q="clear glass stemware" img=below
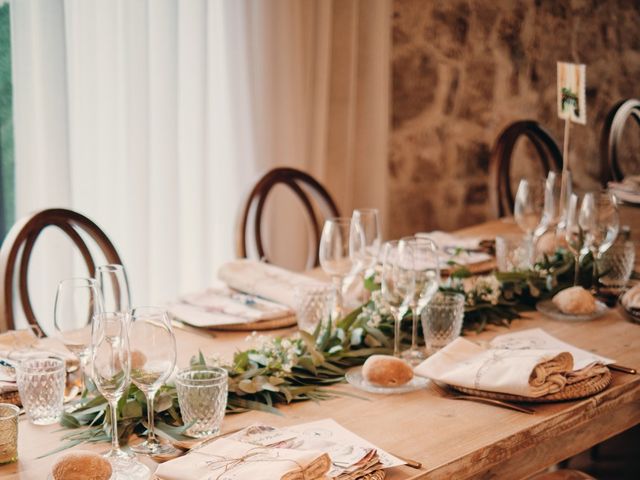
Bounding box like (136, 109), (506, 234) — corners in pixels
(514, 178), (546, 265)
(400, 236), (440, 363)
(350, 208), (381, 276)
(565, 193), (586, 285)
(54, 277), (102, 396)
(92, 311), (149, 478)
(380, 241), (415, 358)
(96, 264), (131, 314)
(129, 307), (178, 456)
(319, 217), (357, 321)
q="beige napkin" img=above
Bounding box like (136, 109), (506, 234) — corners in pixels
(154, 437), (330, 480)
(416, 231), (491, 267)
(218, 259), (323, 308)
(168, 286), (294, 328)
(415, 335), (607, 398)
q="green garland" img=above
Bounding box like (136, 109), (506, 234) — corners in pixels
(54, 248), (590, 454)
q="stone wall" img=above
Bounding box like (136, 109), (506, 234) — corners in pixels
(389, 0), (640, 238)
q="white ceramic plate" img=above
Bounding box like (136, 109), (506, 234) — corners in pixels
(345, 366), (428, 394)
(536, 298), (609, 322)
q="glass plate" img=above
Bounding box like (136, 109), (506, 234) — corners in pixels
(536, 298), (609, 322)
(345, 366), (428, 394)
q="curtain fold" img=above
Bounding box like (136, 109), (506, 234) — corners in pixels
(9, 0), (390, 330)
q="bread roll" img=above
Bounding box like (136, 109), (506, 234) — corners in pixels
(552, 286), (596, 315)
(51, 450), (112, 480)
(362, 355), (413, 387)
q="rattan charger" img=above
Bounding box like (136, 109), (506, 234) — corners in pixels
(450, 368), (612, 403)
(0, 390), (20, 407)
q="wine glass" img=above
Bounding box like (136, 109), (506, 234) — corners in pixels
(565, 193), (586, 285)
(96, 264), (131, 313)
(129, 307), (178, 456)
(380, 241), (415, 358)
(399, 236), (439, 363)
(350, 208), (381, 275)
(54, 278), (102, 396)
(579, 191), (619, 291)
(91, 312), (149, 478)
(319, 218), (357, 320)
(514, 178), (546, 265)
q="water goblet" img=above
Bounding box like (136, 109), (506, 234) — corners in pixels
(514, 178), (546, 265)
(129, 307), (179, 456)
(565, 193), (586, 285)
(350, 208), (381, 275)
(380, 241), (415, 358)
(54, 277), (102, 395)
(319, 217), (357, 320)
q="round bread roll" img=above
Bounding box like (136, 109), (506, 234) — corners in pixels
(362, 355), (413, 387)
(51, 450), (112, 480)
(552, 286), (596, 315)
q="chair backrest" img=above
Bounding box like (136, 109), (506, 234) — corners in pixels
(236, 167), (340, 269)
(0, 208), (122, 333)
(489, 120), (563, 218)
(600, 98), (640, 185)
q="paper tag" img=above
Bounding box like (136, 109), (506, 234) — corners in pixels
(557, 62), (586, 125)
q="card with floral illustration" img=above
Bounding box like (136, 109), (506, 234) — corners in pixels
(557, 62), (586, 124)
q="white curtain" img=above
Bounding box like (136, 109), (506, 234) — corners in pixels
(9, 0), (389, 331)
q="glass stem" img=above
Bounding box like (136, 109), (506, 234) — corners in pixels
(109, 400), (120, 454)
(573, 253), (580, 286)
(146, 390), (158, 445)
(394, 312), (401, 357)
(332, 276), (344, 322)
(411, 306), (418, 352)
(592, 250), (599, 293)
(78, 354), (88, 398)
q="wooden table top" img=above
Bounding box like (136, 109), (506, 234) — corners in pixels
(2, 219), (640, 480)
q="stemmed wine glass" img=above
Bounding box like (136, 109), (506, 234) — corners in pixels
(319, 218), (358, 320)
(380, 241), (415, 358)
(54, 278), (102, 396)
(350, 209), (381, 276)
(96, 264), (131, 314)
(91, 312), (149, 478)
(129, 307), (178, 456)
(401, 236), (440, 363)
(565, 193), (586, 285)
(578, 191), (619, 291)
(514, 178), (546, 265)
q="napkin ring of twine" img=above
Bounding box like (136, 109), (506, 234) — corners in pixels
(196, 447), (309, 480)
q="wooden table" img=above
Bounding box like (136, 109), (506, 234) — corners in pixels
(2, 220), (640, 480)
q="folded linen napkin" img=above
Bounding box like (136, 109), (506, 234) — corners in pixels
(218, 259), (324, 308)
(154, 437), (331, 480)
(416, 231), (491, 267)
(168, 286), (294, 328)
(415, 329), (612, 398)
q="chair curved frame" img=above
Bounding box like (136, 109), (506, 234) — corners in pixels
(236, 167), (340, 269)
(600, 98), (640, 185)
(0, 208), (122, 333)
(489, 120), (563, 218)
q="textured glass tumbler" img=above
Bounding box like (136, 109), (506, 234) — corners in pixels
(0, 403), (19, 464)
(16, 357), (65, 425)
(421, 292), (465, 355)
(293, 283), (335, 333)
(176, 367), (228, 438)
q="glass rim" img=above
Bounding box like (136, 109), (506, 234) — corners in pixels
(16, 356), (65, 374)
(176, 366), (228, 385)
(325, 216), (353, 225)
(57, 277), (97, 288)
(130, 306), (168, 317)
(0, 403), (20, 420)
(352, 208), (379, 216)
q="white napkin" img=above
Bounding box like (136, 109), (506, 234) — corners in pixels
(218, 259), (323, 308)
(154, 437), (329, 480)
(415, 329), (613, 398)
(168, 286), (294, 328)
(416, 231), (491, 266)
(609, 176), (640, 205)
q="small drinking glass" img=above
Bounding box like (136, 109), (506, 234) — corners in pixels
(96, 264), (131, 313)
(293, 283), (335, 333)
(0, 403), (19, 464)
(421, 292), (465, 355)
(16, 357), (65, 425)
(176, 367), (228, 438)
(129, 307), (178, 456)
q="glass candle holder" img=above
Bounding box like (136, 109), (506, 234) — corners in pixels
(16, 357), (66, 425)
(0, 403), (19, 464)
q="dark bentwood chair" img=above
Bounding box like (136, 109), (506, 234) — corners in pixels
(0, 208), (122, 334)
(600, 98), (640, 185)
(236, 167), (340, 270)
(489, 120), (564, 218)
